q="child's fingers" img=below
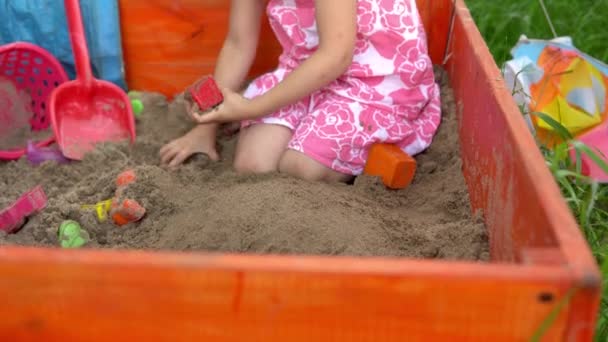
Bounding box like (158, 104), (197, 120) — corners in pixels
(159, 142), (173, 157)
(184, 101), (194, 117)
(192, 111), (218, 124)
(160, 151), (173, 166)
(186, 103), (205, 123)
(187, 106), (200, 122)
(205, 148), (220, 162)
(159, 140), (176, 158)
(160, 145), (178, 166)
(168, 150), (190, 169)
(187, 103), (212, 123)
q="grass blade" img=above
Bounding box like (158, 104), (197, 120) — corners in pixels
(531, 111), (573, 140)
(530, 287), (577, 341)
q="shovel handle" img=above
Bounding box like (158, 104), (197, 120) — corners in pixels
(64, 0), (93, 89)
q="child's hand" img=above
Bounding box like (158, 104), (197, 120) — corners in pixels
(159, 124), (220, 169)
(190, 87), (252, 124)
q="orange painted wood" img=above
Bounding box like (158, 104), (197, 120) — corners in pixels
(0, 0), (600, 340)
(363, 143), (416, 189)
(520, 247), (567, 266)
(0, 247), (573, 341)
(444, 0), (600, 339)
(117, 0), (282, 97)
(415, 0), (451, 64)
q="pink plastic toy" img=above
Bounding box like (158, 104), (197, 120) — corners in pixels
(49, 0), (136, 160)
(0, 185), (47, 233)
(570, 121), (608, 183)
(26, 140), (71, 165)
(0, 42), (69, 160)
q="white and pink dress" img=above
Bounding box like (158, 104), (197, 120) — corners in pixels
(242, 0), (441, 175)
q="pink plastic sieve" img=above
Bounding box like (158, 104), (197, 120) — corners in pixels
(0, 42), (69, 160)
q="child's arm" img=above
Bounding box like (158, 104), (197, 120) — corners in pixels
(213, 0), (265, 92)
(192, 0), (357, 124)
(188, 0), (264, 121)
(160, 0), (263, 168)
(188, 0), (264, 127)
(249, 0), (357, 115)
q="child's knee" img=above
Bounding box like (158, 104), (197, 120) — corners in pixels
(233, 152), (277, 174)
(233, 124), (292, 174)
(279, 150), (352, 183)
(278, 151), (323, 181)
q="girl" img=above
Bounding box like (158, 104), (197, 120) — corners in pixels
(159, 0), (441, 183)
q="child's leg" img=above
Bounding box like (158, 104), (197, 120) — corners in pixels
(235, 71), (308, 174)
(233, 124), (292, 174)
(232, 123), (353, 182)
(279, 88), (439, 183)
(278, 150), (354, 182)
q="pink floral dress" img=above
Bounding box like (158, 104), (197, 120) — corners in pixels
(242, 0), (441, 175)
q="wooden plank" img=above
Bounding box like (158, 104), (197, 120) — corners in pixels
(423, 0), (454, 65)
(416, 0), (452, 64)
(414, 0), (431, 32)
(520, 247), (567, 266)
(118, 0), (282, 97)
(0, 247), (573, 341)
(444, 0), (601, 339)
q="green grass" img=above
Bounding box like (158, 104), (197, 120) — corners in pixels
(464, 0), (608, 340)
(465, 0), (608, 66)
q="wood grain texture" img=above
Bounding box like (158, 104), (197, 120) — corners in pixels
(444, 0), (601, 339)
(0, 247), (574, 341)
(118, 0), (282, 97)
(0, 0), (600, 340)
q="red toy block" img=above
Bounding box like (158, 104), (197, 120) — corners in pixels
(187, 75), (224, 112)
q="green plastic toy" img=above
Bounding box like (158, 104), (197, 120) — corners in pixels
(58, 220), (90, 248)
(128, 91), (144, 118)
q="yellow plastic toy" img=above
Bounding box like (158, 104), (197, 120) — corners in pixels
(530, 46), (608, 135)
(81, 199), (113, 222)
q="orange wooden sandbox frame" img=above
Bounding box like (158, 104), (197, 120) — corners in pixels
(0, 0), (601, 340)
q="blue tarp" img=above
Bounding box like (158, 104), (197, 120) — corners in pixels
(0, 0), (127, 89)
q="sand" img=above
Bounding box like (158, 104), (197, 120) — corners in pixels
(0, 67), (489, 260)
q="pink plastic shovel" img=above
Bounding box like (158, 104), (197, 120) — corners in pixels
(49, 0), (135, 160)
(0, 185), (47, 233)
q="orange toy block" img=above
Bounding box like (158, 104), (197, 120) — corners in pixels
(363, 143), (416, 189)
(110, 198), (146, 226)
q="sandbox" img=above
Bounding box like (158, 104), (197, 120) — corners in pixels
(0, 0), (601, 341)
(0, 67), (488, 260)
